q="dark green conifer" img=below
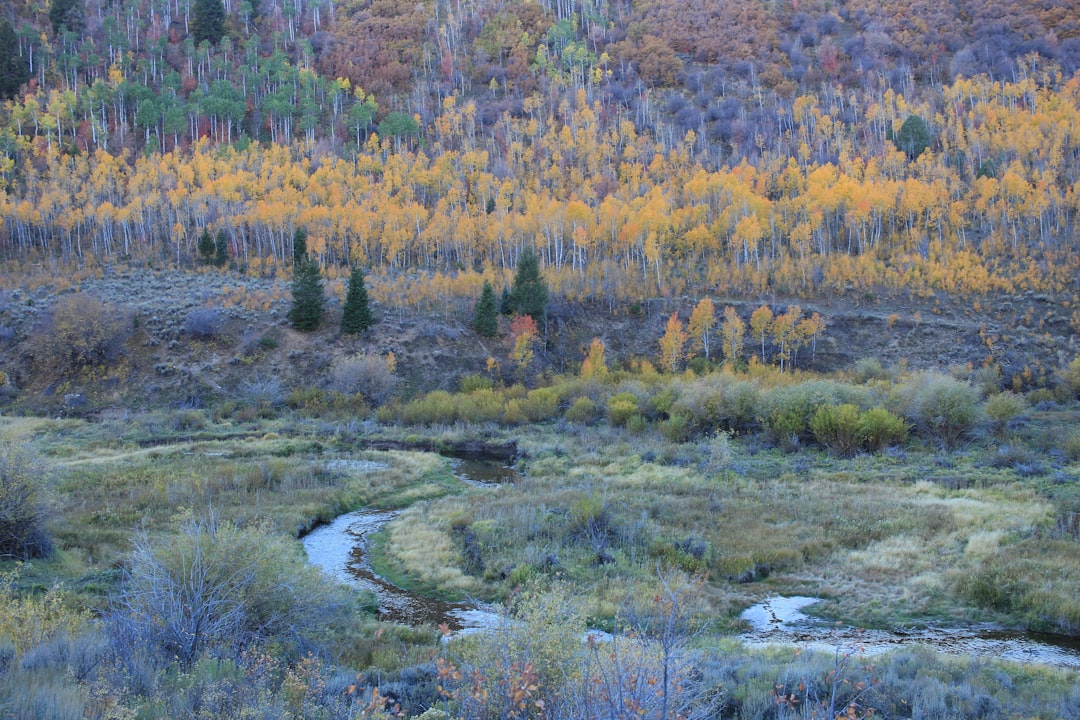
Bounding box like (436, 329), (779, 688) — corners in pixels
(499, 287), (512, 315)
(292, 227), (307, 265)
(48, 0), (84, 34)
(197, 228), (215, 263)
(289, 258), (325, 331)
(214, 229), (229, 267)
(895, 114), (930, 159)
(191, 0), (227, 45)
(507, 247), (548, 323)
(341, 267), (373, 335)
(0, 22), (29, 100)
(473, 280), (498, 337)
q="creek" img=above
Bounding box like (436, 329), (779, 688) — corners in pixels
(302, 458), (516, 634)
(739, 595), (1080, 669)
(304, 456), (1080, 667)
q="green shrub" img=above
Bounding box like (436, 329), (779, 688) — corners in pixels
(521, 387), (560, 422)
(399, 390), (456, 425)
(459, 374), (494, 394)
(565, 396), (598, 423)
(852, 357), (889, 383)
(856, 407), (909, 451)
(909, 373), (982, 447)
(0, 444), (51, 560)
(809, 404), (861, 455)
(1064, 427), (1080, 461)
(502, 399), (526, 425)
(673, 375), (759, 432)
(659, 412), (691, 442)
(173, 409), (207, 432)
(456, 388), (505, 424)
(607, 392), (640, 427)
(646, 387), (680, 418)
(626, 414), (648, 433)
(113, 518), (350, 668)
(983, 391), (1027, 432)
(1060, 356), (1080, 399)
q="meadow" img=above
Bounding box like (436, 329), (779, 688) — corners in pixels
(3, 357), (1080, 718)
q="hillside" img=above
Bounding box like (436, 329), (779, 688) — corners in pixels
(0, 265), (1075, 414)
(0, 0), (1078, 314)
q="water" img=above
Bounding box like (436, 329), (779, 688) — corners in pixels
(302, 455), (514, 633)
(740, 596), (1080, 669)
(304, 455), (1080, 666)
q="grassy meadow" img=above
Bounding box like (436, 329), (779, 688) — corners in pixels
(2, 359), (1080, 718)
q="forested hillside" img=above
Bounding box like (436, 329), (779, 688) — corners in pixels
(1, 0), (1079, 304)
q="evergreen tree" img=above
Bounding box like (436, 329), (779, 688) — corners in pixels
(508, 247), (548, 323)
(473, 280), (498, 337)
(0, 22), (29, 100)
(214, 229), (229, 267)
(292, 227), (307, 265)
(289, 258), (325, 331)
(341, 267), (373, 335)
(192, 0), (227, 45)
(499, 287), (513, 315)
(895, 114), (930, 159)
(48, 0), (84, 34)
(197, 228), (215, 263)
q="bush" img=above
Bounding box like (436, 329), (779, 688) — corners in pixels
(809, 404), (861, 455)
(759, 380), (873, 451)
(852, 357), (888, 382)
(111, 518), (350, 668)
(1060, 356), (1080, 399)
(909, 374), (982, 447)
(856, 407), (909, 451)
(607, 392), (641, 427)
(182, 307), (223, 339)
(329, 354), (399, 405)
(983, 392), (1027, 433)
(459, 374), (493, 394)
(659, 412), (691, 442)
(565, 396), (598, 423)
(239, 376), (285, 410)
(0, 444), (51, 560)
(31, 293), (132, 373)
(1065, 428), (1080, 461)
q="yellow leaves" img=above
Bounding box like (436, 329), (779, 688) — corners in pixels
(658, 313), (687, 373)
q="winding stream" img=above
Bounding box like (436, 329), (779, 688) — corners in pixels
(302, 458), (515, 633)
(304, 456), (1080, 667)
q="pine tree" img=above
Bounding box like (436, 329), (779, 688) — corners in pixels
(289, 258), (325, 331)
(499, 287), (512, 315)
(508, 247), (548, 324)
(214, 229), (229, 267)
(292, 227), (307, 265)
(341, 267), (373, 335)
(192, 0), (227, 45)
(48, 0), (84, 34)
(473, 280), (498, 337)
(0, 22), (29, 100)
(197, 228), (215, 263)
(895, 114), (930, 159)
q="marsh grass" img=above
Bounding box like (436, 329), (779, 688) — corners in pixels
(375, 423), (1079, 634)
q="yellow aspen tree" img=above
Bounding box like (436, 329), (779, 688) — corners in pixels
(658, 313), (687, 373)
(509, 314), (539, 379)
(749, 304), (774, 365)
(721, 306), (745, 367)
(771, 305), (801, 373)
(580, 337), (608, 379)
(688, 297), (717, 360)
